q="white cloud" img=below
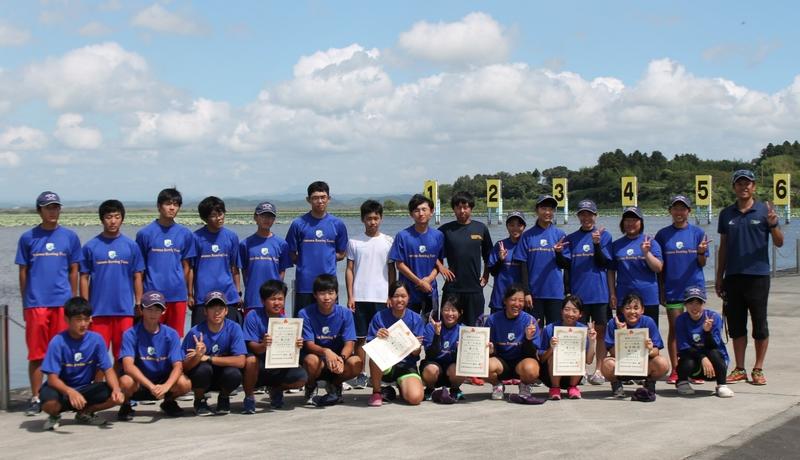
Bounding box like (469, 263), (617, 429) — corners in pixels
(398, 12), (510, 65)
(0, 22), (30, 46)
(0, 151), (21, 167)
(0, 126), (48, 150)
(54, 113), (103, 149)
(79, 21), (113, 37)
(131, 4), (206, 35)
(125, 98), (231, 147)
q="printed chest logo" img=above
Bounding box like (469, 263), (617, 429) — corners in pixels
(539, 239), (548, 247)
(750, 219), (760, 225)
(261, 247), (269, 256)
(676, 241), (684, 249)
(315, 229), (324, 238)
(45, 242), (55, 251)
(582, 244), (590, 252)
(443, 340), (450, 349)
(728, 220), (735, 225)
(147, 346), (156, 356)
(211, 344), (220, 354)
(322, 326), (331, 335)
(108, 250), (117, 259)
(419, 245), (427, 253)
(211, 244), (220, 253)
(507, 332), (515, 341)
(626, 248), (635, 256)
(692, 333), (701, 343)
(73, 352), (83, 362)
(164, 239), (173, 248)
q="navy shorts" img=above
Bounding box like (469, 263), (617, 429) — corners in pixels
(354, 302), (386, 338)
(40, 382), (111, 412)
(582, 303), (609, 325)
(420, 360), (454, 387)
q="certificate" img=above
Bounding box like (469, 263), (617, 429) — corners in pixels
(455, 326), (490, 378)
(614, 328), (649, 376)
(363, 320), (421, 372)
(265, 318), (303, 369)
(552, 326), (587, 376)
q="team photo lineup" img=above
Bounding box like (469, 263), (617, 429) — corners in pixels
(15, 170), (784, 430)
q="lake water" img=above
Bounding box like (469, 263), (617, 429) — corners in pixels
(2, 213), (798, 389)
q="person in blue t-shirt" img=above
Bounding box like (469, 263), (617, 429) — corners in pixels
(366, 281), (426, 407)
(601, 293), (669, 400)
(286, 181), (349, 317)
(609, 206), (663, 325)
(240, 201), (293, 314)
(389, 194), (444, 316)
(488, 211), (526, 311)
(15, 191), (82, 416)
(117, 290), (191, 420)
(39, 297), (124, 430)
(654, 195), (709, 384)
(80, 200), (144, 363)
(191, 196), (243, 326)
(182, 291), (247, 416)
(300, 274), (361, 407)
(242, 280), (307, 414)
(674, 286), (734, 398)
(421, 294), (465, 404)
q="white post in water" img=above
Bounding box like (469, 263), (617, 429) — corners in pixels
(0, 304), (9, 411)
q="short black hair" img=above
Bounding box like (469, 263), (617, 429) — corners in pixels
(562, 294), (584, 313)
(307, 181), (330, 197)
(260, 279), (288, 301)
(432, 293), (463, 322)
(408, 194), (434, 213)
(360, 199), (383, 219)
(64, 296), (92, 317)
(503, 283), (528, 301)
(98, 199), (125, 220)
(157, 188), (183, 207)
(312, 274), (338, 294)
(450, 191), (475, 209)
(388, 280), (409, 298)
(621, 292), (644, 309)
(198, 196), (226, 221)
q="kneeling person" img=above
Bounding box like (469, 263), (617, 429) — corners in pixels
(421, 295), (465, 404)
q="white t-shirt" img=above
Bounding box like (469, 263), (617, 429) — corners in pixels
(346, 232), (394, 303)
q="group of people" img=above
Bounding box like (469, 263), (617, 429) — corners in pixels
(15, 169), (783, 430)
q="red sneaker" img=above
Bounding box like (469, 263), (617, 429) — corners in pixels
(666, 370), (678, 384)
(469, 377), (485, 386)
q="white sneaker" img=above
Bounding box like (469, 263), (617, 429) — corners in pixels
(588, 370), (606, 385)
(341, 382), (352, 391)
(42, 415), (61, 431)
(676, 381), (695, 395)
(716, 384), (734, 398)
(491, 384), (505, 400)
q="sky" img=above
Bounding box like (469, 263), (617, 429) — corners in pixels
(0, 0), (799, 204)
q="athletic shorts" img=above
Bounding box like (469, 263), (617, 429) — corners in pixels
(40, 382), (111, 412)
(160, 301), (187, 338)
(408, 294), (435, 318)
(494, 356), (528, 381)
(131, 377), (171, 401)
(24, 307), (66, 361)
(539, 359), (573, 389)
(91, 316), (134, 359)
(533, 298), (562, 326)
(664, 302), (685, 311)
(420, 360), (454, 387)
(258, 367), (308, 388)
(382, 362), (421, 384)
(581, 303), (609, 325)
(354, 302), (386, 338)
(294, 293), (316, 318)
(724, 274), (770, 340)
(316, 356), (358, 383)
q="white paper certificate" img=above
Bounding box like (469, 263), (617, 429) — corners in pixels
(363, 320), (421, 372)
(455, 327), (490, 378)
(265, 318), (303, 369)
(552, 326), (587, 376)
(614, 328), (649, 376)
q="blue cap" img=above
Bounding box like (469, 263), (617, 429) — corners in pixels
(204, 291), (227, 306)
(36, 191), (61, 208)
(536, 194), (558, 208)
(255, 201), (277, 215)
(732, 169), (755, 184)
(683, 286), (706, 303)
(576, 199), (598, 215)
(622, 206), (643, 220)
(505, 210), (527, 226)
(141, 291), (167, 309)
(669, 194), (692, 209)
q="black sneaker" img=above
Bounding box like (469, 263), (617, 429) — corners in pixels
(194, 398), (215, 416)
(611, 381), (626, 398)
(304, 384), (318, 406)
(424, 387), (434, 401)
(160, 399), (184, 417)
(216, 395), (231, 414)
(25, 397), (41, 416)
(117, 402), (135, 421)
(269, 388), (285, 409)
(380, 385), (397, 401)
(644, 379), (656, 393)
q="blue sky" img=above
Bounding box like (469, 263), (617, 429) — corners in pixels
(0, 1), (798, 203)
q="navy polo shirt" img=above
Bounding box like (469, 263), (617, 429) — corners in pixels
(717, 201), (773, 276)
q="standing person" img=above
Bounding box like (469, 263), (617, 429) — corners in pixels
(286, 181), (349, 317)
(16, 191), (82, 416)
(346, 199), (395, 389)
(240, 202), (292, 315)
(487, 211), (526, 312)
(437, 191), (493, 328)
(563, 199), (612, 385)
(513, 195), (569, 327)
(136, 188), (195, 337)
(389, 194), (444, 315)
(655, 195), (709, 384)
(80, 200), (144, 362)
(608, 206), (663, 324)
(716, 169), (783, 385)
(192, 196), (243, 325)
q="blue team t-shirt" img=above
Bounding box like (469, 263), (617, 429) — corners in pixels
(42, 330), (112, 389)
(136, 220), (196, 302)
(240, 233), (293, 310)
(119, 323), (184, 382)
(299, 304), (357, 354)
(243, 308), (285, 344)
(285, 213), (348, 294)
(564, 228), (612, 304)
(367, 308), (425, 367)
(182, 319), (247, 357)
(80, 234), (144, 316)
(611, 234), (663, 306)
(486, 310), (541, 362)
(604, 315), (664, 350)
(654, 224), (708, 302)
(15, 225), (82, 308)
(512, 224), (568, 300)
(422, 322), (461, 366)
(717, 201), (773, 276)
(675, 309), (729, 365)
(487, 237), (522, 309)
(193, 226), (242, 305)
(388, 225), (445, 307)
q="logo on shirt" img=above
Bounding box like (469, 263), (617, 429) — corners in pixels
(211, 344), (220, 354)
(676, 241), (684, 249)
(164, 239), (173, 248)
(443, 340), (450, 349)
(507, 332), (515, 341)
(728, 220), (735, 225)
(626, 248), (634, 256)
(108, 250), (117, 259)
(315, 229), (324, 238)
(539, 239), (548, 247)
(582, 244), (590, 252)
(211, 244), (220, 253)
(261, 247), (269, 256)
(74, 352), (83, 362)
(322, 326), (330, 335)
(45, 242), (55, 251)
(692, 333), (701, 343)
(750, 219), (760, 225)
(147, 346), (156, 356)
(419, 245), (427, 254)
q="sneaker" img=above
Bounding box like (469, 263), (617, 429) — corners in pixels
(368, 392), (383, 407)
(117, 402), (135, 421)
(254, 386), (267, 395)
(726, 367), (747, 384)
(42, 414), (61, 431)
(644, 379), (656, 393)
(452, 388), (466, 401)
(160, 399), (184, 417)
(509, 393), (547, 405)
(588, 370), (606, 385)
(311, 392), (340, 407)
(631, 387), (657, 402)
(328, 383), (344, 403)
(567, 386), (582, 399)
(531, 379), (543, 387)
(353, 373), (369, 389)
(194, 398), (215, 416)
(676, 381), (695, 395)
(751, 368), (767, 386)
(666, 370), (679, 385)
(491, 384), (505, 400)
(304, 385), (318, 406)
(216, 394), (230, 414)
(241, 396), (256, 415)
(25, 397), (41, 416)
(269, 388), (285, 409)
(75, 412), (106, 426)
(469, 377), (485, 386)
(380, 385), (397, 401)
(341, 382), (353, 391)
(690, 377), (705, 385)
(424, 387), (434, 401)
(611, 381), (626, 398)
(548, 387), (561, 400)
(716, 384), (735, 398)
(518, 383), (534, 397)
(431, 387), (456, 404)
(177, 393), (194, 401)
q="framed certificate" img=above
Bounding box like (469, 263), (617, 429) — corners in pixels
(455, 326), (490, 378)
(552, 326), (587, 376)
(363, 320), (421, 372)
(265, 318), (303, 369)
(614, 328), (649, 376)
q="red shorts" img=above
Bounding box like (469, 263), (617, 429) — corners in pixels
(91, 316), (134, 359)
(24, 307), (67, 361)
(161, 301), (187, 337)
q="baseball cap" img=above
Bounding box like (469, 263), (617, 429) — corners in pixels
(36, 191), (61, 208)
(505, 210), (527, 226)
(255, 201), (277, 216)
(732, 169), (755, 184)
(669, 194), (692, 209)
(683, 286), (706, 303)
(141, 291), (167, 309)
(536, 194), (558, 208)
(622, 206), (643, 220)
(576, 199), (598, 215)
(203, 291), (227, 307)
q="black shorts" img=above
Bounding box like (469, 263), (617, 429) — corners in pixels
(408, 294), (435, 318)
(381, 362), (420, 383)
(130, 376), (170, 401)
(582, 303), (609, 325)
(441, 290), (485, 327)
(724, 274), (770, 340)
(419, 360), (453, 387)
(294, 293), (316, 318)
(495, 356), (523, 381)
(533, 298), (562, 326)
(538, 358), (574, 389)
(354, 302), (385, 338)
(40, 382), (111, 412)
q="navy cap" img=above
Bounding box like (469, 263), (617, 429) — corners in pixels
(622, 206), (643, 220)
(141, 291), (167, 309)
(732, 169), (755, 184)
(669, 194), (692, 209)
(204, 291), (227, 306)
(505, 210), (527, 226)
(536, 194), (558, 208)
(576, 199), (598, 215)
(36, 191), (61, 208)
(683, 286), (706, 303)
(255, 201), (277, 216)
